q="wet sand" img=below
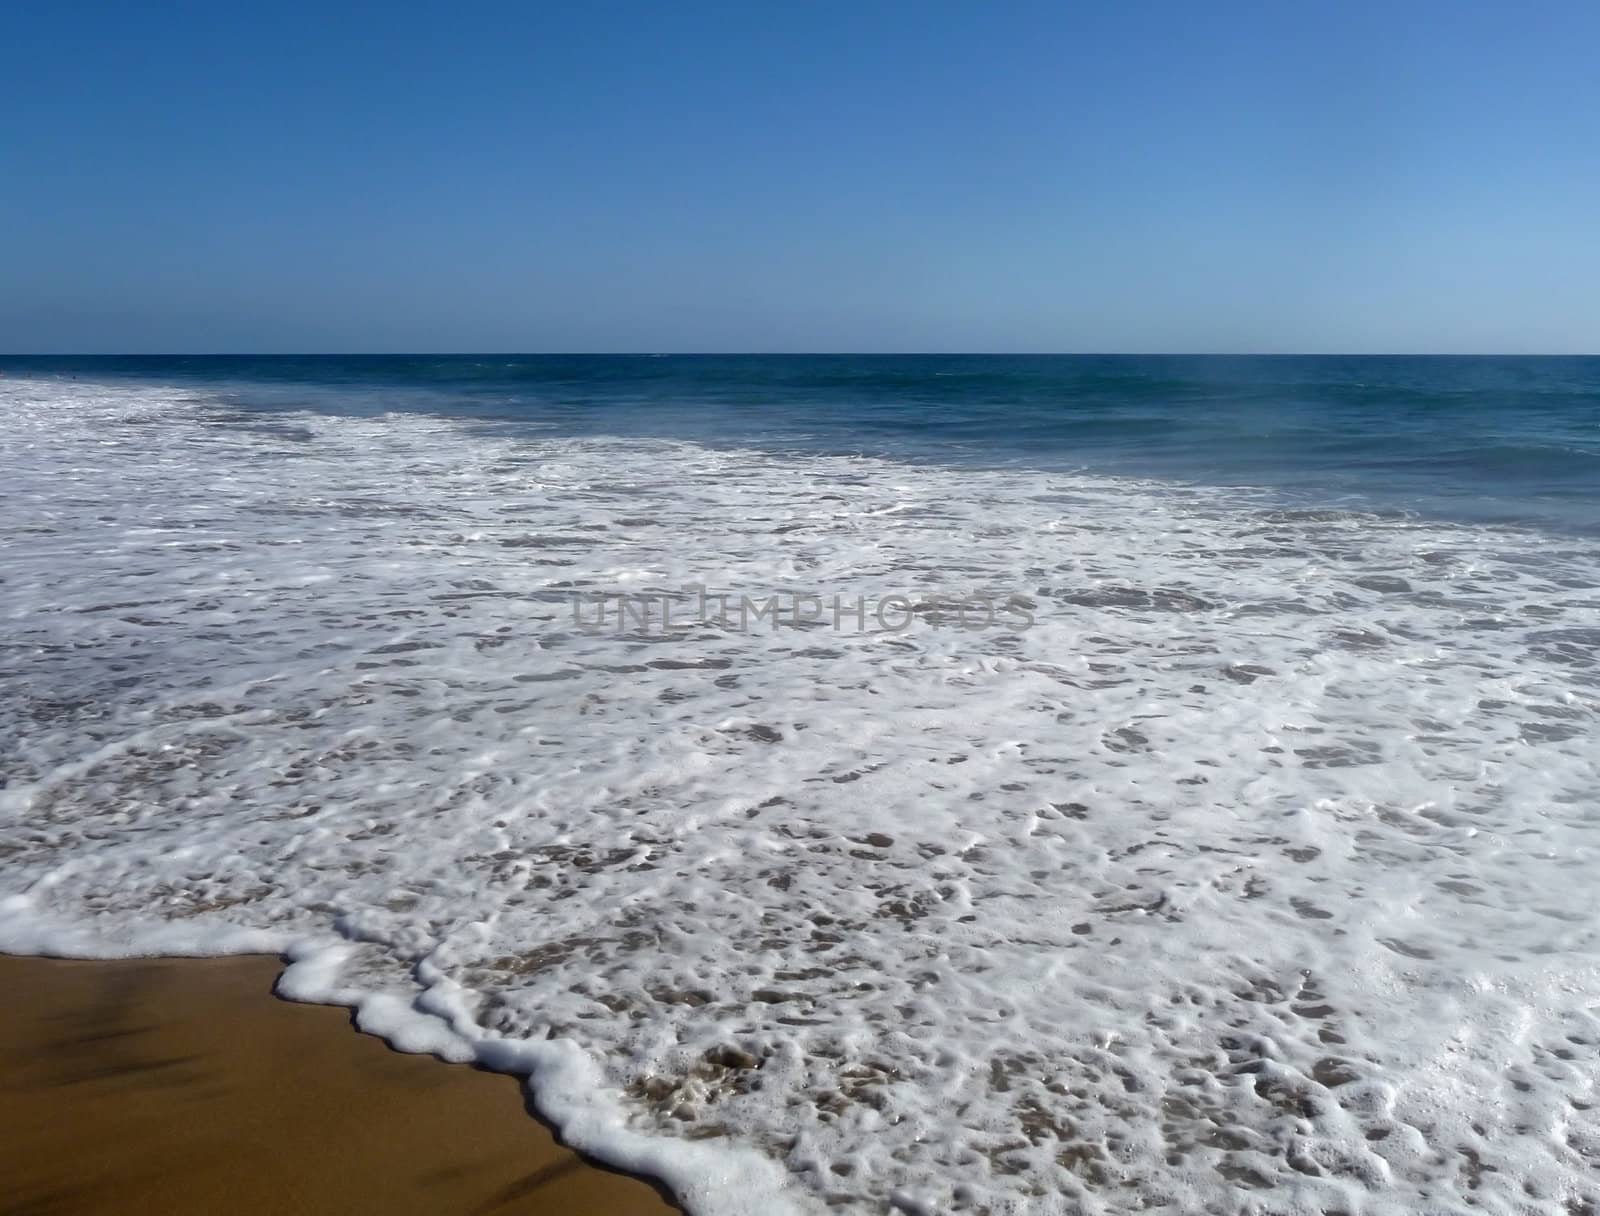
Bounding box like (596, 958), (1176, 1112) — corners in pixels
(0, 953), (679, 1215)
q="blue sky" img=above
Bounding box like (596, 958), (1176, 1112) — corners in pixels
(2, 1), (1597, 353)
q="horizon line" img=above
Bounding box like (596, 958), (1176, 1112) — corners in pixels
(4, 351), (1599, 360)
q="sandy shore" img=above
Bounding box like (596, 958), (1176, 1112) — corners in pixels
(0, 953), (679, 1215)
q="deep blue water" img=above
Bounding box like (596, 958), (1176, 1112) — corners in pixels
(4, 354), (1598, 534)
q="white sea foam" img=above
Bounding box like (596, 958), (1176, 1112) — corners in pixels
(2, 376), (1599, 1214)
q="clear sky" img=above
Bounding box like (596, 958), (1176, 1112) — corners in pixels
(3, 1), (1597, 354)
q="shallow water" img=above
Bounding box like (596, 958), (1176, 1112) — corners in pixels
(2, 371), (1599, 1214)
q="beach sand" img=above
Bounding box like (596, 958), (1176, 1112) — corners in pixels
(0, 953), (679, 1215)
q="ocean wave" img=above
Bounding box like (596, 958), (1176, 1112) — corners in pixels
(3, 376), (1600, 1214)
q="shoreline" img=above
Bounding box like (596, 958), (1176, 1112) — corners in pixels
(0, 952), (680, 1215)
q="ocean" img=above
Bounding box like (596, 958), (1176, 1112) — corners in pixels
(6, 355), (1600, 536)
(2, 355), (1598, 1214)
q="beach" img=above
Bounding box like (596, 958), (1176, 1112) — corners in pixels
(2, 361), (1598, 1213)
(0, 953), (677, 1215)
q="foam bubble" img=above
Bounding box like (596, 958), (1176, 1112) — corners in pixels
(3, 376), (1599, 1214)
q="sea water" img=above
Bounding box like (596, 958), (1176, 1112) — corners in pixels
(1, 356), (1598, 1214)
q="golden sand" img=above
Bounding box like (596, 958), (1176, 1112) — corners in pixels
(0, 953), (679, 1215)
